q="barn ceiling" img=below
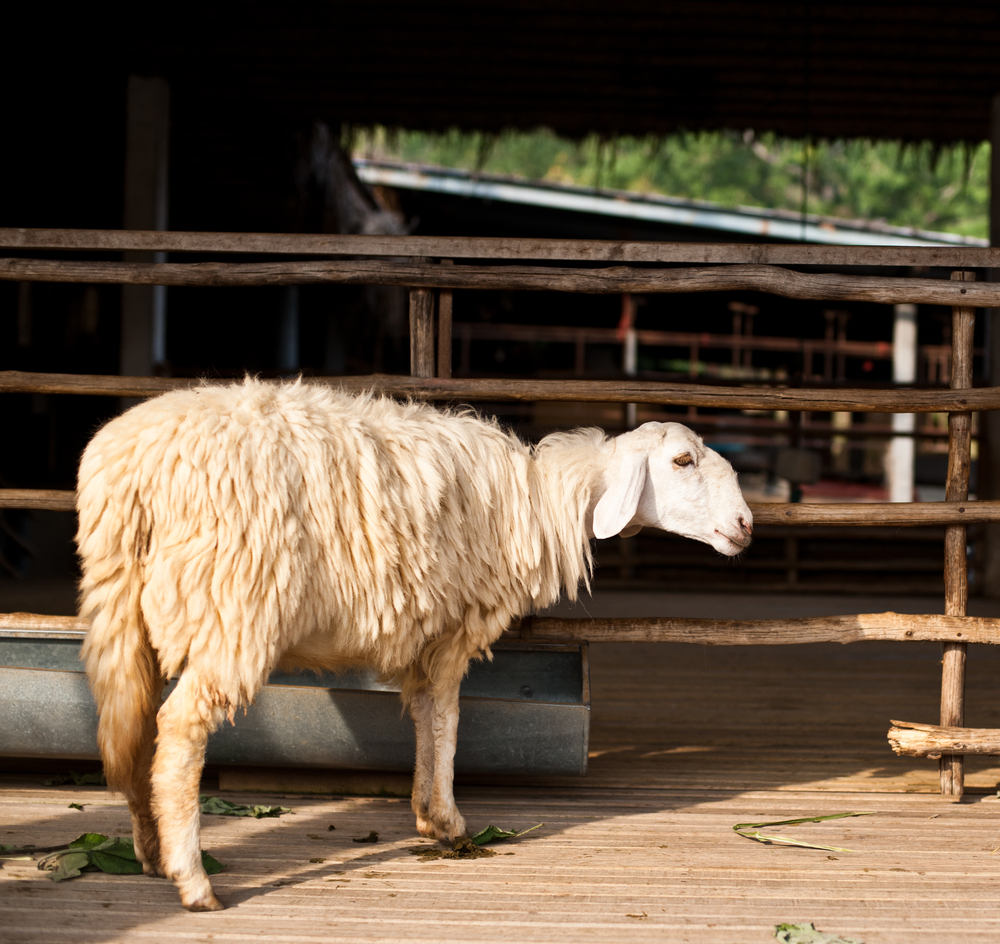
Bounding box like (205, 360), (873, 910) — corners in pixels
(125, 1), (1000, 143)
(5, 2), (999, 232)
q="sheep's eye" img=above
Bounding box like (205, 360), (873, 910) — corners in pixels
(674, 453), (693, 467)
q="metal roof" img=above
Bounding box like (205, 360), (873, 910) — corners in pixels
(355, 160), (988, 248)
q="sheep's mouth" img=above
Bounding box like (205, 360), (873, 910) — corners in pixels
(714, 529), (752, 553)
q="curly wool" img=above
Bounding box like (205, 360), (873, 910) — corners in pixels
(78, 379), (600, 729)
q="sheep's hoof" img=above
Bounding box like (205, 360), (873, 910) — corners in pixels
(184, 894), (225, 912)
(181, 889), (225, 912)
(417, 812), (467, 844)
(176, 874), (225, 911)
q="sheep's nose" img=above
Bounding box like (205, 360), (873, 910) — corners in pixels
(739, 516), (753, 537)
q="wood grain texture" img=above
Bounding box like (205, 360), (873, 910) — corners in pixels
(522, 612), (1000, 645)
(941, 272), (975, 795)
(0, 489), (78, 511)
(4, 257), (1000, 307)
(6, 610), (1000, 645)
(3, 369), (1000, 413)
(408, 288), (435, 379)
(4, 488), (1000, 527)
(889, 720), (1000, 757)
(4, 637), (1000, 943)
(3, 226), (1000, 267)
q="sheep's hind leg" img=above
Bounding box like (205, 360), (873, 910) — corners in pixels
(126, 675), (166, 877)
(151, 671), (226, 911)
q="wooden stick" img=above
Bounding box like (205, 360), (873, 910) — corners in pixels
(0, 489), (78, 511)
(3, 257), (1000, 308)
(408, 288), (435, 378)
(889, 720), (1000, 758)
(941, 270), (975, 796)
(0, 613), (90, 634)
(5, 610), (1000, 646)
(3, 227), (999, 268)
(3, 369), (999, 413)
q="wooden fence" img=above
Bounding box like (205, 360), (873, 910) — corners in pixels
(4, 227), (1000, 795)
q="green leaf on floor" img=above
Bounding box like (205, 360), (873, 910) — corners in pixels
(734, 811), (875, 853)
(68, 803), (85, 811)
(36, 834), (225, 881)
(199, 795), (291, 818)
(469, 823), (543, 845)
(775, 921), (865, 944)
(41, 771), (106, 787)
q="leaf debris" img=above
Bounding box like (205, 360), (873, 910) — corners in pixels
(199, 795), (291, 818)
(734, 812), (875, 853)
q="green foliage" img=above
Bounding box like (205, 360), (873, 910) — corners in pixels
(199, 795), (291, 818)
(354, 127), (989, 240)
(37, 833), (224, 881)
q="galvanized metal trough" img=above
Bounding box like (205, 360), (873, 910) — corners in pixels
(0, 627), (590, 777)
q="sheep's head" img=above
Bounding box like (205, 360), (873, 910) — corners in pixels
(592, 422), (752, 556)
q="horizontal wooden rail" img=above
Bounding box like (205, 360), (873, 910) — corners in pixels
(888, 721), (1000, 758)
(3, 370), (999, 412)
(4, 488), (996, 527)
(4, 258), (1000, 308)
(3, 611), (999, 646)
(3, 228), (999, 268)
(522, 612), (1000, 645)
(3, 488), (996, 525)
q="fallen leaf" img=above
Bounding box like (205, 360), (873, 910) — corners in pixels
(353, 831), (379, 843)
(775, 921), (865, 943)
(42, 772), (106, 787)
(199, 795), (290, 818)
(734, 812), (875, 853)
(36, 834), (224, 881)
(68, 803), (85, 812)
(470, 823), (543, 845)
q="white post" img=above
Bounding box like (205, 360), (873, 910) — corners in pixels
(621, 293), (638, 429)
(121, 75), (170, 378)
(887, 303), (917, 502)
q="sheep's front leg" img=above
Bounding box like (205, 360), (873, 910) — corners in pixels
(407, 686), (436, 834)
(420, 675), (466, 842)
(151, 672), (225, 911)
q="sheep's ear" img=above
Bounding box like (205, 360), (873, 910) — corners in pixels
(593, 451), (647, 539)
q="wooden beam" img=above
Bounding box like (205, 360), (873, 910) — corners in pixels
(4, 369), (1000, 413)
(2, 227), (999, 268)
(4, 258), (1000, 308)
(4, 487), (1000, 526)
(519, 612), (1000, 645)
(889, 720), (1000, 758)
(5, 610), (1000, 646)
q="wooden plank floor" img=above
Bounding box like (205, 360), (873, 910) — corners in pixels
(4, 592), (1000, 943)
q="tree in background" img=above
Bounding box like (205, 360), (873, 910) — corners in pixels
(354, 127), (989, 240)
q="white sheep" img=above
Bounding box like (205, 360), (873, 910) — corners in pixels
(77, 378), (752, 911)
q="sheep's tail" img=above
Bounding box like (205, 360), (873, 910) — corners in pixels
(78, 476), (161, 797)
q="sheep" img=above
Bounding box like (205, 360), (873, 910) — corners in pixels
(76, 378), (752, 911)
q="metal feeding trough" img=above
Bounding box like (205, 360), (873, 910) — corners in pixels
(0, 627), (590, 777)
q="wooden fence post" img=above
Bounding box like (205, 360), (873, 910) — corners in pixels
(940, 270), (976, 796)
(409, 287), (435, 379)
(437, 261), (454, 379)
